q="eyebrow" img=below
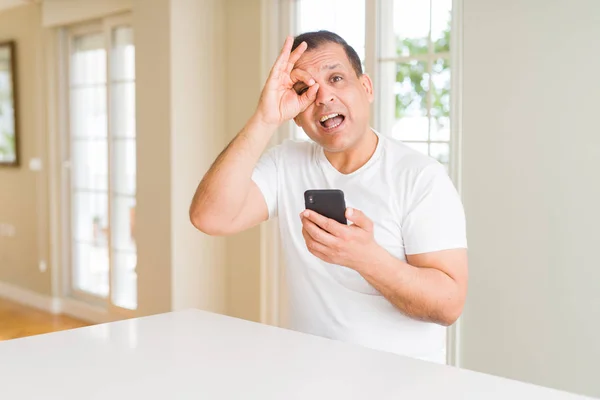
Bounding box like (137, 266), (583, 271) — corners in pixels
(321, 63), (342, 71)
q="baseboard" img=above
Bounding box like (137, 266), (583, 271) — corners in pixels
(0, 280), (61, 314)
(58, 297), (118, 324)
(0, 280), (118, 325)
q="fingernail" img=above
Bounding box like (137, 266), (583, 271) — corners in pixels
(346, 208), (353, 217)
(309, 79), (315, 85)
(303, 210), (309, 217)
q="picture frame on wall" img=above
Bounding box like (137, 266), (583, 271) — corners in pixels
(0, 40), (19, 167)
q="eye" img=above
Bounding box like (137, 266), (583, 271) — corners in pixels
(296, 86), (308, 95)
(331, 75), (343, 83)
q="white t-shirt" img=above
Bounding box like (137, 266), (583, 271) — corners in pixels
(251, 130), (467, 363)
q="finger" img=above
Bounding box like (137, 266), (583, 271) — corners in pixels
(309, 246), (332, 263)
(301, 215), (337, 246)
(301, 209), (344, 236)
(346, 208), (373, 231)
(298, 83), (319, 113)
(287, 41), (308, 69)
(290, 68), (315, 88)
(270, 36), (294, 76)
(302, 228), (332, 262)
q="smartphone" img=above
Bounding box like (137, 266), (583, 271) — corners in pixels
(304, 189), (348, 225)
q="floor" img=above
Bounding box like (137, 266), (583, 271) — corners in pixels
(0, 298), (90, 341)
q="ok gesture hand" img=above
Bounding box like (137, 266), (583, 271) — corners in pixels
(256, 36), (319, 128)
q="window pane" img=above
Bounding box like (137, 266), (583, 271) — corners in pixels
(430, 58), (450, 141)
(111, 195), (136, 252)
(72, 190), (109, 297)
(72, 139), (107, 191)
(111, 194), (137, 310)
(111, 25), (137, 310)
(112, 138), (136, 196)
(71, 33), (105, 86)
(382, 0), (430, 58)
(73, 242), (109, 298)
(70, 86), (107, 138)
(432, 0), (452, 53)
(112, 251), (137, 310)
(392, 61), (429, 141)
(430, 142), (449, 164)
(70, 31), (109, 300)
(112, 196), (137, 309)
(73, 191), (108, 245)
(296, 0), (366, 62)
(111, 26), (135, 81)
(111, 82), (136, 138)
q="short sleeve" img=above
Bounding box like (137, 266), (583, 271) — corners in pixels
(251, 145), (280, 219)
(402, 163), (467, 255)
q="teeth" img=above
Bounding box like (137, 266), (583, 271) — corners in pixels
(320, 113), (339, 122)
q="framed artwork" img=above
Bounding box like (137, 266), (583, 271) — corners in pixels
(0, 40), (19, 167)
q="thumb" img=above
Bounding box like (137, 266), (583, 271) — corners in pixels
(298, 83), (319, 113)
(346, 207), (373, 231)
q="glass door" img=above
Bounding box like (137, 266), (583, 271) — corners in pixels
(65, 15), (137, 314)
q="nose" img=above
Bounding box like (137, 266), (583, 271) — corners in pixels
(315, 85), (335, 106)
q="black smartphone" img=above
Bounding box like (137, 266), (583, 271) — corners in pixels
(304, 189), (348, 225)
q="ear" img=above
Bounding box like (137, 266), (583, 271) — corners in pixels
(360, 73), (374, 103)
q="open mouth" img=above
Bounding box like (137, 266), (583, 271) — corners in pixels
(319, 113), (345, 131)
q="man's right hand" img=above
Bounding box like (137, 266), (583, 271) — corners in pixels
(190, 38), (317, 236)
(255, 36), (320, 128)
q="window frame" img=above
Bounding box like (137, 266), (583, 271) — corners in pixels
(60, 13), (137, 318)
(372, 0), (455, 176)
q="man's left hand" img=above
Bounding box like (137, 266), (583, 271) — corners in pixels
(300, 207), (381, 270)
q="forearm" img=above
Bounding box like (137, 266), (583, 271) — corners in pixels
(356, 247), (463, 326)
(190, 114), (276, 225)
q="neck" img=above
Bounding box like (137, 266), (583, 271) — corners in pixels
(324, 129), (378, 174)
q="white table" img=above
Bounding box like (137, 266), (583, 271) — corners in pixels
(0, 309), (594, 399)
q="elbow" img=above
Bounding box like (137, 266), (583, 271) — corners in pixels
(189, 206), (227, 236)
(189, 207), (208, 233)
(438, 312), (460, 327)
(436, 301), (464, 327)
(436, 275), (468, 326)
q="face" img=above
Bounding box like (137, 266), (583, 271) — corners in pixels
(292, 43), (374, 153)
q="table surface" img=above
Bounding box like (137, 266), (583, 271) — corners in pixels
(0, 309), (594, 399)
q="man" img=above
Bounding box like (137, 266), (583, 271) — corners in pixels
(190, 31), (468, 363)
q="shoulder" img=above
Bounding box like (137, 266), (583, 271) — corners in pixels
(265, 138), (318, 161)
(374, 132), (459, 209)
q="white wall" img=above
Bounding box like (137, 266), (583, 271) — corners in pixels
(459, 0), (600, 397)
(134, 0), (229, 315)
(0, 4), (50, 295)
(132, 0), (173, 316)
(224, 0), (264, 322)
(170, 0), (227, 313)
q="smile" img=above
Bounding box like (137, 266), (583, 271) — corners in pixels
(318, 113), (346, 131)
